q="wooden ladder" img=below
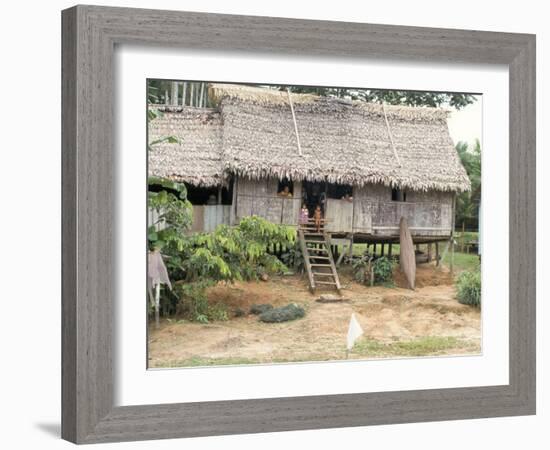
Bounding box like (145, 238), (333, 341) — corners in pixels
(298, 219), (342, 294)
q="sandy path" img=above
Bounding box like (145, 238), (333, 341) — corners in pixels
(148, 265), (481, 367)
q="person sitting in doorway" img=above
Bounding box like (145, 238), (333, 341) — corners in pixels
(313, 204), (323, 232)
(278, 185), (293, 197)
(341, 192), (353, 202)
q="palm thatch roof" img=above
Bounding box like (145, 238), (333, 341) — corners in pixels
(211, 84), (470, 192)
(148, 84), (471, 192)
(148, 107), (223, 187)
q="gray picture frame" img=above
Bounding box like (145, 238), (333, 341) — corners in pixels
(61, 5), (536, 444)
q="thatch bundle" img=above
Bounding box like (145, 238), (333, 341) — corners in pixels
(148, 84), (471, 192)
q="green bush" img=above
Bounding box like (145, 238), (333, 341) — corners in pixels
(259, 303), (305, 323)
(280, 241), (304, 272)
(373, 257), (394, 283)
(352, 254), (373, 284)
(456, 270), (481, 307)
(174, 280), (228, 323)
(166, 216), (296, 321)
(352, 255), (394, 285)
(181, 216), (296, 283)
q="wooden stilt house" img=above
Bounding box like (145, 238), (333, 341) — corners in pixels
(149, 83), (470, 290)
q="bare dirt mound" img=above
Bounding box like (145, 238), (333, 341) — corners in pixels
(206, 276), (311, 312)
(393, 264), (454, 289)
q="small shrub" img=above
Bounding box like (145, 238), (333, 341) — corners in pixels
(259, 303), (305, 323)
(175, 281), (228, 322)
(373, 257), (394, 283)
(207, 303), (229, 321)
(250, 304), (274, 315)
(280, 241), (304, 271)
(352, 255), (394, 285)
(456, 270), (481, 307)
(352, 254), (373, 284)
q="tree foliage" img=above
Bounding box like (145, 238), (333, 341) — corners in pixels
(148, 79), (477, 111)
(155, 214), (296, 322)
(148, 178), (193, 253)
(455, 140), (481, 229)
(179, 216), (296, 283)
(272, 85), (476, 110)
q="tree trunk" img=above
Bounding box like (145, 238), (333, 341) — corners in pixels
(171, 81), (179, 106)
(199, 82), (205, 107)
(182, 82), (187, 106)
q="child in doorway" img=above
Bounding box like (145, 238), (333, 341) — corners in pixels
(299, 203), (309, 225)
(313, 204), (323, 232)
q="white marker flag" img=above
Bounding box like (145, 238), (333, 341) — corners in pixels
(346, 313), (364, 351)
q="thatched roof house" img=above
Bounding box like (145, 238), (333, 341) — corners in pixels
(149, 83), (470, 193)
(149, 83), (470, 242)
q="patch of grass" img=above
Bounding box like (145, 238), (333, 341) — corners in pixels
(154, 356), (262, 368)
(440, 251), (480, 273)
(151, 336), (479, 368)
(353, 242), (480, 274)
(456, 270), (481, 307)
(352, 336), (477, 358)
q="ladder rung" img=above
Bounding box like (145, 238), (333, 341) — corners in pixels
(313, 272), (334, 277)
(309, 256), (330, 259)
(308, 248), (328, 252)
(316, 281), (338, 285)
(311, 263), (331, 267)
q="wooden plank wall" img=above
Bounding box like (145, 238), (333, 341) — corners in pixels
(204, 205), (231, 232)
(190, 205), (205, 232)
(352, 186), (374, 233)
(235, 177), (301, 225)
(325, 199), (353, 232)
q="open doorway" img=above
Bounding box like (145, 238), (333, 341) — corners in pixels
(302, 181), (326, 217)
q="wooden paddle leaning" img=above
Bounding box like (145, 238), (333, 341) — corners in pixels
(399, 217), (416, 290)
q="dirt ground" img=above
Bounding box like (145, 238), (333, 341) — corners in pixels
(148, 264), (481, 368)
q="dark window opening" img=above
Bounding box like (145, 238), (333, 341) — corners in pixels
(391, 188), (407, 202)
(327, 183), (353, 200)
(277, 178), (294, 197)
(186, 181), (233, 205)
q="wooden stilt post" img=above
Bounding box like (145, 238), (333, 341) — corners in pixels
(388, 243), (393, 257)
(435, 242), (440, 267)
(381, 243), (385, 257)
(450, 238), (455, 273)
(461, 221), (465, 252)
(154, 283), (160, 329)
(427, 243), (432, 263)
